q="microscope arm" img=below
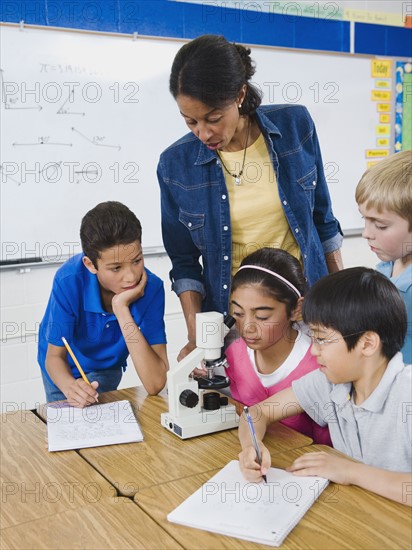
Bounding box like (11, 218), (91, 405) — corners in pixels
(166, 347), (205, 418)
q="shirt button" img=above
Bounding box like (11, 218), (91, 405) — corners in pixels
(188, 222), (192, 228)
(304, 254), (307, 259)
(223, 255), (229, 261)
(224, 311), (227, 316)
(223, 284), (228, 289)
(106, 324), (110, 328)
(313, 180), (316, 186)
(223, 225), (228, 231)
(283, 200), (287, 205)
(222, 194), (226, 200)
(295, 228), (299, 233)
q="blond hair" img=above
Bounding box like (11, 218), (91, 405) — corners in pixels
(355, 150), (412, 229)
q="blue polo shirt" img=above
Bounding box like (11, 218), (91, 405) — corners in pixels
(38, 254), (167, 381)
(376, 261), (412, 364)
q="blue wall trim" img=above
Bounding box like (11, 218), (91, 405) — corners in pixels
(1, 0), (409, 57)
(355, 22), (412, 58)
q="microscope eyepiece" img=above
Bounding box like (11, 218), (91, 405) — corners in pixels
(224, 315), (236, 330)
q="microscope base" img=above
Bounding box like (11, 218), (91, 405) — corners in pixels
(161, 405), (239, 439)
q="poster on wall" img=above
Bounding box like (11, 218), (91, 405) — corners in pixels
(395, 61), (412, 151)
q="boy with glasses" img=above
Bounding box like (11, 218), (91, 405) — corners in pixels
(238, 267), (411, 506)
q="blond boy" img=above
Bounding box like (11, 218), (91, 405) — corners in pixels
(355, 150), (412, 363)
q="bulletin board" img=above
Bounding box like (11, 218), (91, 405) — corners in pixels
(395, 61), (412, 151)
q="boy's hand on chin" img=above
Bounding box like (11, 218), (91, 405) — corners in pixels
(112, 270), (147, 310)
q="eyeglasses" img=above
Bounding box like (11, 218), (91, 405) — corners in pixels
(305, 330), (365, 346)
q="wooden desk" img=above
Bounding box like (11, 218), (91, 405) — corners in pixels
(0, 410), (115, 529)
(8, 397), (411, 549)
(134, 445), (412, 550)
(38, 386), (312, 497)
(0, 497), (182, 550)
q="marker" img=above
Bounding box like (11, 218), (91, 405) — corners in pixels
(61, 337), (91, 385)
(243, 406), (267, 483)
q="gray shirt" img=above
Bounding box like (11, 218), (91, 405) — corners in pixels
(292, 352), (412, 472)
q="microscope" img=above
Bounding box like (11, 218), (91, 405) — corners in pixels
(160, 312), (240, 439)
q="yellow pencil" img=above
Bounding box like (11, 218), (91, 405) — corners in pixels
(61, 337), (91, 385)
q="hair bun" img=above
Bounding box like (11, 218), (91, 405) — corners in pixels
(234, 43), (256, 80)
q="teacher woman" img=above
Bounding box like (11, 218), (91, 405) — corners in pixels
(157, 34), (343, 358)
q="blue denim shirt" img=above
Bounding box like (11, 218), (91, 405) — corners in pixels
(158, 104), (343, 314)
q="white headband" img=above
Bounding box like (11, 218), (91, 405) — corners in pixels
(237, 265), (302, 298)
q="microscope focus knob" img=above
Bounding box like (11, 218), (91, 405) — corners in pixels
(179, 389), (199, 408)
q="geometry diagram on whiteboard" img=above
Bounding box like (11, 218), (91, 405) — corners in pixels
(71, 127), (121, 150)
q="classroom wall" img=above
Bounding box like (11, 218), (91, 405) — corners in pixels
(1, 1), (409, 409)
(0, 236), (378, 410)
(0, 24), (401, 257)
(0, 253), (186, 409)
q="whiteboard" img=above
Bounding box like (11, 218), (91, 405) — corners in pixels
(1, 25), (382, 262)
(0, 25), (184, 262)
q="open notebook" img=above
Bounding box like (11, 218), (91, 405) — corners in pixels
(168, 459), (328, 547)
(46, 400), (143, 451)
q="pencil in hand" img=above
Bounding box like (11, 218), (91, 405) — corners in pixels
(61, 337), (91, 385)
(244, 406), (267, 483)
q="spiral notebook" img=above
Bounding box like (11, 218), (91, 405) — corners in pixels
(46, 400), (143, 451)
(168, 460), (328, 547)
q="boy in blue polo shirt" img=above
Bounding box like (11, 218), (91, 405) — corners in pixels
(38, 201), (168, 407)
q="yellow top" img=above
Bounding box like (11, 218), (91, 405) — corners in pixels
(219, 133), (301, 276)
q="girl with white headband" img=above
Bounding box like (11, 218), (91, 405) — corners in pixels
(225, 247), (331, 445)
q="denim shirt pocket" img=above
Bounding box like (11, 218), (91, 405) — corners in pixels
(179, 209), (206, 251)
(297, 166), (317, 212)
